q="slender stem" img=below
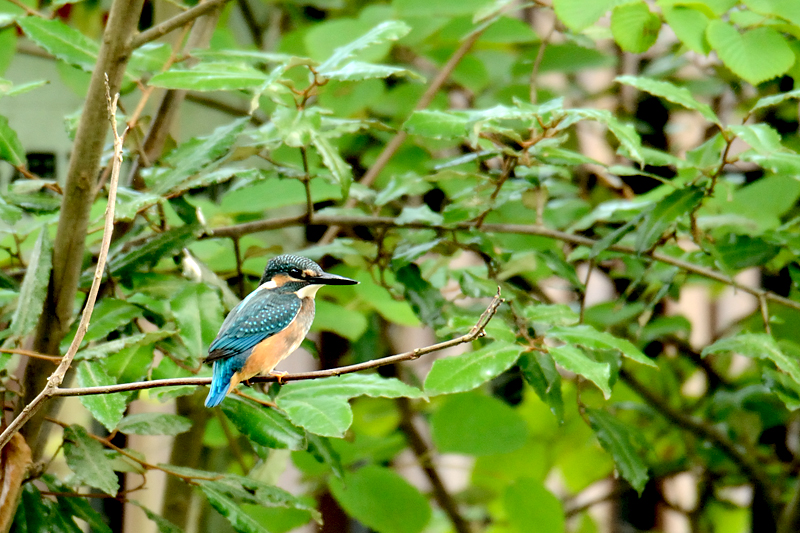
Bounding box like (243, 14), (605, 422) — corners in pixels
(0, 81), (126, 453)
(50, 291), (503, 398)
(127, 0), (232, 51)
(205, 214), (800, 312)
(397, 397), (471, 533)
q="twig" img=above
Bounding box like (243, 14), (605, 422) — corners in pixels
(6, 0), (42, 17)
(317, 25), (488, 244)
(529, 17), (556, 104)
(0, 79), (125, 453)
(397, 397), (471, 533)
(205, 214), (800, 312)
(127, 0), (232, 51)
(50, 291), (503, 398)
(0, 348), (62, 363)
(620, 369), (779, 516)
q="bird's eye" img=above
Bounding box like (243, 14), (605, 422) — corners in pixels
(289, 267), (304, 279)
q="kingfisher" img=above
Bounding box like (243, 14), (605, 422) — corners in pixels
(204, 254), (358, 407)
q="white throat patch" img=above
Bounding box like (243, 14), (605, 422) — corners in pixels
(296, 283), (323, 299)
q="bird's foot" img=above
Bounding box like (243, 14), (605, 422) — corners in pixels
(269, 370), (289, 384)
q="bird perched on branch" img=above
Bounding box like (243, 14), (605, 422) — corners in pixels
(204, 254), (358, 407)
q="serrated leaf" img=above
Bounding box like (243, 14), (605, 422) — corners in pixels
(635, 186), (704, 253)
(76, 361), (127, 431)
(587, 409), (648, 494)
(9, 228), (52, 338)
(276, 374), (423, 437)
(662, 6), (711, 54)
(17, 18), (97, 72)
(523, 304), (579, 326)
(616, 75), (719, 124)
(136, 504), (183, 533)
(221, 395), (306, 450)
(728, 124), (783, 155)
(424, 341), (524, 396)
(43, 476), (113, 533)
(319, 21), (411, 73)
(706, 21), (794, 85)
(322, 61), (422, 82)
(151, 118), (248, 196)
(519, 352), (564, 421)
(172, 283), (223, 357)
(547, 325), (656, 367)
(105, 224), (198, 281)
(117, 413), (191, 436)
(200, 485), (269, 533)
(567, 108), (644, 164)
(750, 88), (800, 114)
(610, 2), (661, 54)
(61, 298), (143, 351)
(311, 131), (352, 198)
(149, 63), (269, 91)
(703, 333), (800, 384)
(431, 392), (528, 455)
(0, 114), (24, 166)
(329, 465), (431, 533)
(199, 474), (321, 518)
(77, 330), (174, 362)
(403, 110), (470, 140)
(63, 425), (119, 496)
(549, 345), (612, 398)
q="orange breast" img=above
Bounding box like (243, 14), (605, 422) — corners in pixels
(229, 297), (315, 389)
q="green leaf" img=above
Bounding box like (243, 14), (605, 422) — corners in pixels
(431, 392), (528, 455)
(728, 124), (783, 155)
(76, 361), (127, 432)
(61, 298), (143, 351)
(136, 504), (183, 533)
(221, 395), (307, 450)
(635, 186), (704, 253)
(396, 263), (447, 328)
(9, 228), (52, 339)
(662, 6), (711, 54)
(319, 21), (411, 73)
(519, 352), (564, 421)
(0, 114), (24, 166)
(321, 61), (423, 82)
(200, 484), (269, 533)
(198, 474), (321, 519)
(78, 330), (174, 362)
(548, 345), (612, 398)
(587, 409), (649, 494)
(63, 425), (119, 496)
(712, 234), (780, 271)
(567, 108), (644, 164)
(505, 478), (565, 533)
(117, 413), (192, 436)
(424, 341), (524, 396)
(172, 283), (223, 356)
(553, 0), (618, 31)
(403, 110), (470, 140)
(148, 63), (269, 91)
(17, 18), (97, 72)
(523, 303), (579, 326)
(310, 131), (352, 199)
(547, 325), (656, 367)
(329, 465), (431, 533)
(276, 374), (423, 437)
(616, 75), (719, 124)
(396, 205), (444, 226)
(610, 2), (661, 54)
(703, 333), (800, 384)
(706, 21), (795, 85)
(105, 224), (198, 281)
(744, 0), (800, 26)
(749, 88), (800, 114)
(151, 118), (248, 195)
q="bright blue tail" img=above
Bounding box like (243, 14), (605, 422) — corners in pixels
(205, 360), (234, 407)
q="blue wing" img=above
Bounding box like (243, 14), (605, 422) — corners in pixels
(204, 289), (301, 407)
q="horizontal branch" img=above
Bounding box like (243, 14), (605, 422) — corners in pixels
(128, 0), (232, 51)
(51, 290), (503, 398)
(204, 214), (800, 312)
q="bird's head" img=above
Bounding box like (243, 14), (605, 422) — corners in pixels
(259, 254), (358, 297)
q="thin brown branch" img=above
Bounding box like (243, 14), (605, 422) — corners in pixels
(6, 0), (42, 17)
(51, 291), (503, 398)
(128, 0), (232, 51)
(205, 214), (800, 312)
(317, 25), (488, 244)
(397, 397), (471, 533)
(620, 369), (779, 516)
(0, 81), (125, 453)
(529, 17), (556, 104)
(0, 348), (61, 363)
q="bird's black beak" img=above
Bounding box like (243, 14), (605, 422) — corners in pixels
(315, 272), (359, 285)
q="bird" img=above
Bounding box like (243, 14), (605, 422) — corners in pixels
(204, 254), (358, 407)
